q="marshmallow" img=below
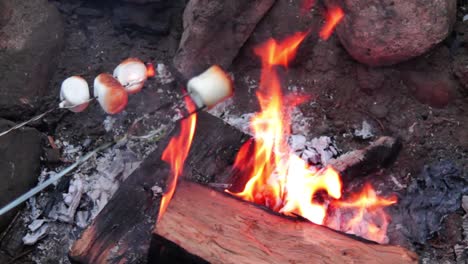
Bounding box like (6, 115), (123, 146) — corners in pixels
(59, 76), (90, 112)
(187, 65), (233, 109)
(113, 58), (147, 94)
(94, 73), (128, 114)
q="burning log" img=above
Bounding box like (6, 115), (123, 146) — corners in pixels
(69, 112), (248, 264)
(152, 181), (418, 264)
(69, 108), (402, 263)
(69, 111), (402, 263)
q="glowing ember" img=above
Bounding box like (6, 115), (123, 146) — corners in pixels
(146, 63), (156, 78)
(157, 97), (197, 222)
(228, 32), (397, 242)
(319, 6), (345, 40)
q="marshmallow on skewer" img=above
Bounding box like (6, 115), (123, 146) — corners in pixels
(59, 76), (90, 112)
(187, 65), (233, 109)
(113, 58), (148, 94)
(94, 73), (128, 114)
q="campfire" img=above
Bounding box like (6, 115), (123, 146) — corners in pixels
(0, 0), (466, 263)
(157, 23), (397, 245)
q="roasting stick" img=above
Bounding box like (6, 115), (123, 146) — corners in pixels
(0, 141), (113, 216)
(0, 108), (58, 137)
(0, 64), (233, 217)
(0, 81), (142, 138)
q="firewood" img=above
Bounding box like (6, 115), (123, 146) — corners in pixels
(70, 110), (401, 263)
(328, 136), (401, 182)
(152, 181), (418, 264)
(69, 112), (248, 264)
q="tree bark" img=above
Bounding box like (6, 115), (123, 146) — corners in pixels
(153, 181), (418, 264)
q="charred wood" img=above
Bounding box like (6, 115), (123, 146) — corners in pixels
(328, 136), (402, 183)
(69, 112), (248, 263)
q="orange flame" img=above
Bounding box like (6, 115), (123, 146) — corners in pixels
(331, 184), (397, 243)
(229, 32), (397, 241)
(229, 32), (342, 225)
(319, 6), (344, 40)
(157, 97), (197, 222)
(146, 63), (156, 78)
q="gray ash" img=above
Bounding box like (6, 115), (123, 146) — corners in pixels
(389, 161), (468, 245)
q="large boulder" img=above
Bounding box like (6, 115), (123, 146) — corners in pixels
(173, 0), (276, 80)
(324, 0), (456, 66)
(0, 119), (43, 232)
(0, 0), (64, 119)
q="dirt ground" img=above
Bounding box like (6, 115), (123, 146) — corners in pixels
(0, 0), (467, 263)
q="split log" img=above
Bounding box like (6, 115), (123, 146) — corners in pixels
(69, 112), (248, 264)
(152, 181), (418, 264)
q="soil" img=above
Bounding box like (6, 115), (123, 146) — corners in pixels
(0, 0), (467, 263)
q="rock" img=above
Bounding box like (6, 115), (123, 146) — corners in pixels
(112, 4), (174, 35)
(402, 71), (455, 108)
(173, 0), (276, 79)
(0, 0), (64, 119)
(0, 119), (43, 232)
(324, 0), (457, 66)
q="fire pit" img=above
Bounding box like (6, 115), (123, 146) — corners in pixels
(0, 0), (467, 263)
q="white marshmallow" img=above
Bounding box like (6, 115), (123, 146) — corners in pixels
(59, 76), (90, 112)
(187, 65), (233, 109)
(94, 73), (128, 115)
(113, 58), (147, 94)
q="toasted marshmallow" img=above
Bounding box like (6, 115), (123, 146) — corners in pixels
(59, 76), (90, 112)
(94, 73), (128, 114)
(187, 65), (233, 109)
(113, 58), (147, 94)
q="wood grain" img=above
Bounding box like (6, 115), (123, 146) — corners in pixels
(154, 181), (418, 264)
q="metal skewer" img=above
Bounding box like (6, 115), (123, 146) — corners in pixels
(0, 98), (96, 138)
(0, 140), (115, 216)
(0, 94), (203, 217)
(0, 107), (58, 137)
(0, 77), (143, 138)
